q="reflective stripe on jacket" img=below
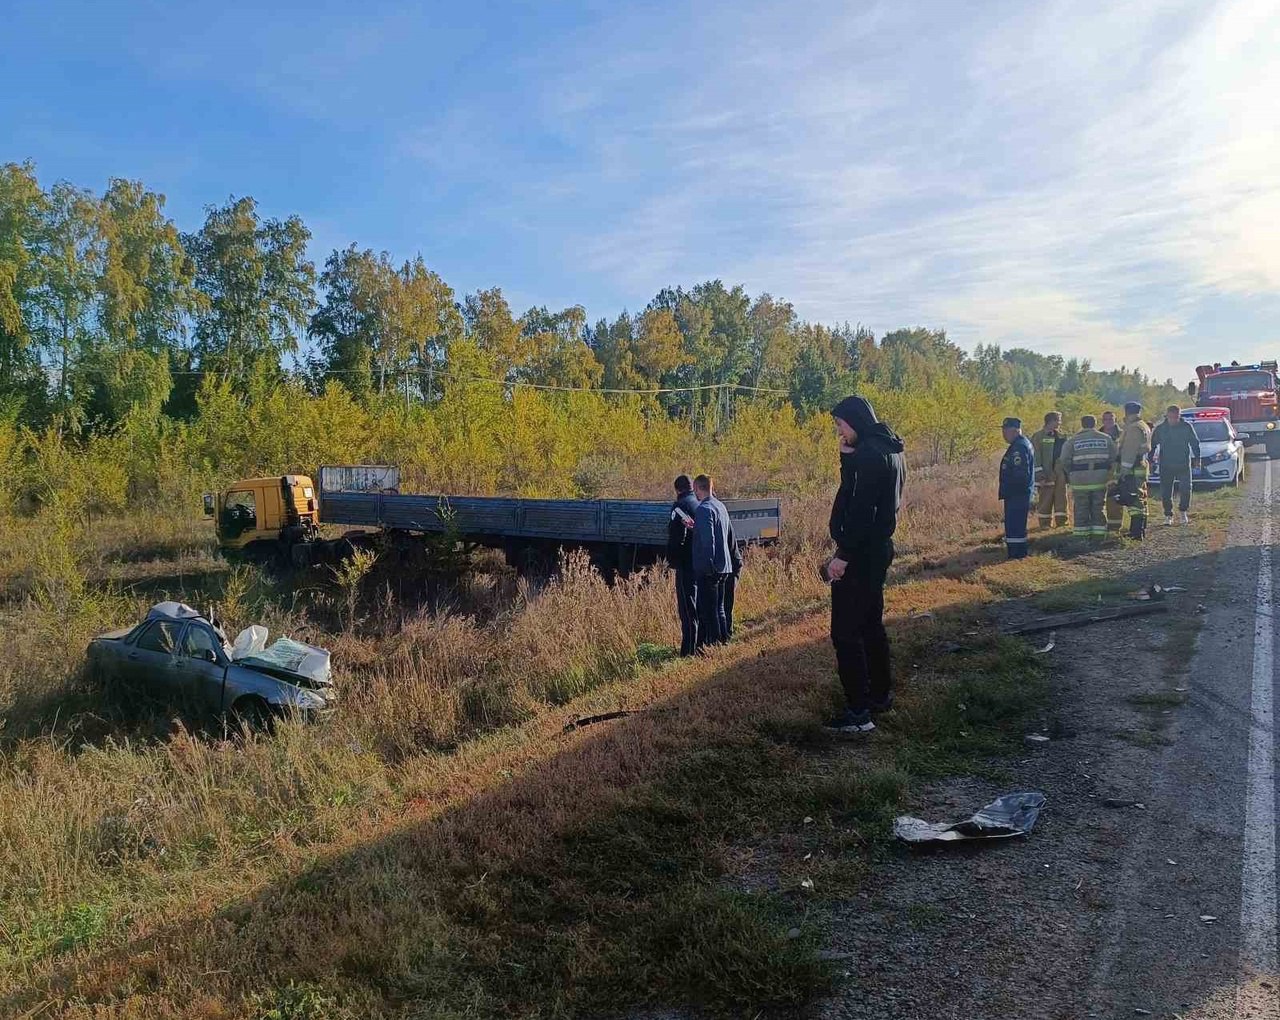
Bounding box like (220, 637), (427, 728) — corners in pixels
(1118, 416), (1152, 471)
(1063, 429), (1116, 490)
(1029, 428), (1067, 482)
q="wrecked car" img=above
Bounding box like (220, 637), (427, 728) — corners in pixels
(87, 602), (336, 725)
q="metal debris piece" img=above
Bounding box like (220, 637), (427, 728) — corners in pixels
(562, 710), (641, 731)
(893, 792), (1046, 845)
(1102, 798), (1146, 809)
(1035, 634), (1056, 654)
(1002, 602), (1169, 636)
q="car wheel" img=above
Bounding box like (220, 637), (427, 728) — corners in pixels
(230, 695), (275, 735)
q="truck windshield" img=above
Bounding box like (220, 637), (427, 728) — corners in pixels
(1203, 371), (1272, 395)
(1192, 421), (1230, 442)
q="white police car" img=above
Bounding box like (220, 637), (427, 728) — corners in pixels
(1149, 407), (1244, 489)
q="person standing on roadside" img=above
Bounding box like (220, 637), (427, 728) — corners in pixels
(823, 396), (906, 736)
(1061, 415), (1116, 539)
(666, 474), (700, 656)
(1101, 410), (1125, 532)
(1152, 405), (1201, 526)
(691, 474), (733, 650)
(1101, 410), (1121, 440)
(1029, 411), (1069, 529)
(1117, 401), (1153, 540)
(999, 417), (1035, 559)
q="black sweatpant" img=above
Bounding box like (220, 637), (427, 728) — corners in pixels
(674, 568), (698, 657)
(696, 573), (728, 649)
(830, 547), (893, 714)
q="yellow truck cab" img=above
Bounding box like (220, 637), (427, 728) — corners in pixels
(205, 475), (320, 558)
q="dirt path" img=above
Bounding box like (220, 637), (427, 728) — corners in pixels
(822, 462), (1271, 1019)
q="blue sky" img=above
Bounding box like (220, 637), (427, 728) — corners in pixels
(4, 0), (1278, 385)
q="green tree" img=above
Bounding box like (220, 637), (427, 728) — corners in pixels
(632, 307), (686, 387)
(309, 245), (375, 401)
(184, 196), (315, 392)
(0, 162), (47, 406)
(590, 312), (636, 389)
(36, 181), (101, 416)
(746, 292), (797, 390)
(789, 323), (856, 415)
(89, 179), (199, 423)
(311, 247), (457, 403)
(463, 287), (527, 382)
(519, 305), (601, 389)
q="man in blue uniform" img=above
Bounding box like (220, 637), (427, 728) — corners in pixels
(999, 417), (1035, 559)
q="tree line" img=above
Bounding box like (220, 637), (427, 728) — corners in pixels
(0, 160), (1188, 436)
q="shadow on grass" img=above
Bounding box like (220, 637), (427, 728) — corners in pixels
(6, 535), (1249, 1019)
(7, 590), (1056, 1019)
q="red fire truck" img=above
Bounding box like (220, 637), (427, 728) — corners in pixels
(1195, 361), (1280, 458)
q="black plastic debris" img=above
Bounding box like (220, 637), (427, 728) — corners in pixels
(893, 792), (1047, 844)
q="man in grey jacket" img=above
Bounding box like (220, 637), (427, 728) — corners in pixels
(692, 474), (733, 649)
(1152, 405), (1201, 525)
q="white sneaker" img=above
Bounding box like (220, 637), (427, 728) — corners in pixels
(1164, 516), (1173, 526)
(1181, 512), (1190, 525)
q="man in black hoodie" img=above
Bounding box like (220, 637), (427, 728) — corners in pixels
(823, 396), (906, 735)
(666, 474), (700, 656)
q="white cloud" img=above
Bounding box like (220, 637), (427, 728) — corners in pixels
(521, 0), (1280, 382)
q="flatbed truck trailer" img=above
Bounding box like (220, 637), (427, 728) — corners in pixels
(208, 466), (782, 575)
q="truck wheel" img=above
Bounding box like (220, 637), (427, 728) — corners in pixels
(1267, 435), (1280, 460)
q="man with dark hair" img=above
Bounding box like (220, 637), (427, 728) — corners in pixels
(1029, 411), (1069, 528)
(691, 474), (733, 649)
(666, 474), (700, 656)
(823, 396), (906, 735)
(999, 417), (1035, 558)
(1152, 405), (1201, 525)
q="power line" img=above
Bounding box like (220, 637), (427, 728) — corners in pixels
(165, 365), (790, 397)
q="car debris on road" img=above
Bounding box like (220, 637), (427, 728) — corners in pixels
(893, 791), (1047, 845)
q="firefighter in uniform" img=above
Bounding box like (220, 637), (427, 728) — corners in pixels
(1100, 411), (1125, 532)
(1116, 400), (1153, 540)
(1061, 415), (1117, 539)
(999, 417), (1035, 559)
(1029, 411), (1069, 529)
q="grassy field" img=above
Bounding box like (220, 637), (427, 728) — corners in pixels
(0, 463), (1236, 1018)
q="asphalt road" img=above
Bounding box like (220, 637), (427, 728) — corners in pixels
(1085, 458), (1279, 1018)
(824, 457), (1280, 1020)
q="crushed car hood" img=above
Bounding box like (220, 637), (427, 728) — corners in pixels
(237, 636), (332, 688)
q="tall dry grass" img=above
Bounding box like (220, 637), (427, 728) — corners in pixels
(0, 451), (1009, 1010)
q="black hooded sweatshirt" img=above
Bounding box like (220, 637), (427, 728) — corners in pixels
(829, 396), (906, 565)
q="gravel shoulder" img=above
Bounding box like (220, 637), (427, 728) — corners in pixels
(819, 476), (1255, 1020)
